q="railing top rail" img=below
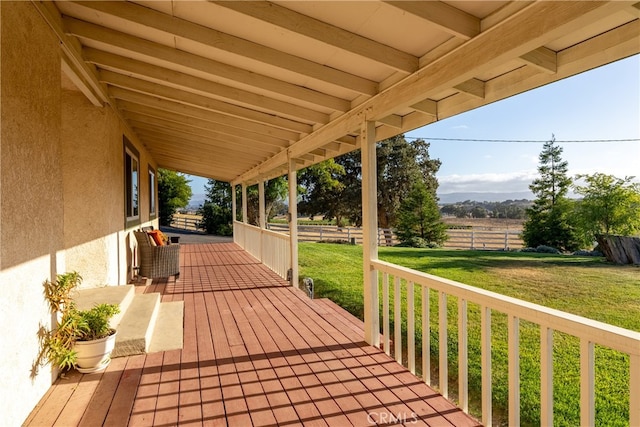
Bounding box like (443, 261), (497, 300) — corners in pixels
(372, 259), (640, 355)
(234, 220), (290, 240)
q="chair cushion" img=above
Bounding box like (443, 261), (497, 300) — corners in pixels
(147, 230), (165, 246)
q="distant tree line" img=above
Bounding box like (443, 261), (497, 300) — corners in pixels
(440, 200), (530, 219)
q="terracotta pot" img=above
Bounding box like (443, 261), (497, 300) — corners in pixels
(74, 331), (117, 373)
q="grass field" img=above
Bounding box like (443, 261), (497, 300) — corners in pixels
(299, 243), (640, 426)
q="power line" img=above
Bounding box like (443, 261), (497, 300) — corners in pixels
(404, 137), (640, 143)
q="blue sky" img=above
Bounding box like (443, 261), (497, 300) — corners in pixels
(188, 54), (639, 200)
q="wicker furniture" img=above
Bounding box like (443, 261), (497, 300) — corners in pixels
(134, 231), (180, 279)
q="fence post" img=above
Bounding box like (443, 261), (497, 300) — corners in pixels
(505, 231), (509, 250)
(347, 227), (351, 241)
(471, 231), (475, 250)
(320, 225), (323, 240)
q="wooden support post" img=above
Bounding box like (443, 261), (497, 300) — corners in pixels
(231, 183), (237, 222)
(242, 183), (248, 224)
(361, 119), (379, 347)
(288, 158), (299, 288)
(258, 180), (266, 229)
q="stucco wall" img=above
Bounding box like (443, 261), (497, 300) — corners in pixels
(0, 3), (159, 424)
(0, 2), (64, 425)
(60, 88), (160, 287)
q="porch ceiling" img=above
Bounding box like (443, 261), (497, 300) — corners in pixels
(40, 1), (640, 184)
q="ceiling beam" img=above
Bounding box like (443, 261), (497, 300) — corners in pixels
(31, 1), (107, 106)
(126, 116), (283, 155)
(383, 1), (480, 40)
(132, 124), (280, 158)
(87, 49), (329, 124)
(119, 104), (289, 148)
(70, 1), (379, 96)
(104, 74), (313, 134)
(63, 16), (351, 113)
(213, 1), (418, 74)
(236, 1), (632, 184)
(113, 93), (301, 141)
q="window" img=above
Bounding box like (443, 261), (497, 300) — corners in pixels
(124, 138), (139, 224)
(149, 166), (156, 217)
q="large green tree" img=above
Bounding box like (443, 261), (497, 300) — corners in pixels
(198, 179), (233, 235)
(157, 169), (192, 226)
(574, 173), (640, 242)
(298, 159), (348, 225)
(522, 136), (581, 251)
(396, 180), (448, 247)
(298, 136), (442, 229)
(376, 136), (441, 229)
(245, 177), (288, 226)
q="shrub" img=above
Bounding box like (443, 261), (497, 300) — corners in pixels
(536, 245), (561, 254)
(395, 237), (439, 248)
(572, 250), (604, 257)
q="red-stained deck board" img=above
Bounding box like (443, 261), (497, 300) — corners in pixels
(24, 241), (481, 427)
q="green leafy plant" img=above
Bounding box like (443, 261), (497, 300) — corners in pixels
(40, 272), (119, 371)
(43, 271), (82, 313)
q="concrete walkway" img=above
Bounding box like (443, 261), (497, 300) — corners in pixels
(160, 226), (233, 244)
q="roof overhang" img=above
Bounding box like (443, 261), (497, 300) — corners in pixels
(38, 1), (640, 185)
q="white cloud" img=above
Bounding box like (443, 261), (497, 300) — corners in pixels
(451, 125), (469, 130)
(438, 170), (537, 193)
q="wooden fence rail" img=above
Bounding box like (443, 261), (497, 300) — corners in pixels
(267, 223), (523, 250)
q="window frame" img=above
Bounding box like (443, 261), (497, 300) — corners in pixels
(124, 137), (140, 227)
(148, 165), (157, 218)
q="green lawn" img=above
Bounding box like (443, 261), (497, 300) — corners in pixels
(299, 242), (640, 426)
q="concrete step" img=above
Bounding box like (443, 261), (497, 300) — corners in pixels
(148, 301), (184, 353)
(73, 285), (135, 329)
(111, 293), (161, 358)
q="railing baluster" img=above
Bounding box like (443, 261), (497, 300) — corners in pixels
(407, 281), (415, 374)
(422, 286), (430, 385)
(508, 315), (520, 426)
(394, 276), (402, 364)
(481, 306), (492, 427)
(439, 291), (448, 398)
(541, 326), (554, 426)
(580, 339), (595, 426)
(631, 354), (640, 427)
(458, 298), (468, 413)
(383, 273), (390, 356)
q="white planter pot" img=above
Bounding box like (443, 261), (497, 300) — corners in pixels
(74, 331), (117, 373)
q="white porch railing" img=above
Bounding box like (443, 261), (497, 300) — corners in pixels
(234, 220), (291, 280)
(370, 259), (640, 427)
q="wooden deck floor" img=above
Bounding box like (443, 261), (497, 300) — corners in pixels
(25, 242), (481, 426)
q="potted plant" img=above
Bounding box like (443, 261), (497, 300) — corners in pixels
(42, 272), (120, 373)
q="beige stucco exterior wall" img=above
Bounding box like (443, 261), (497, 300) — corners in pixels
(0, 3), (159, 424)
(60, 88), (158, 287)
(0, 3), (65, 425)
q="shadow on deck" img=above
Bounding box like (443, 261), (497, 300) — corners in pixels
(25, 242), (480, 426)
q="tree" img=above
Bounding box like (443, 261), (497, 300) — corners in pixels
(295, 135), (442, 231)
(574, 173), (640, 242)
(522, 136), (581, 251)
(298, 159), (347, 225)
(396, 181), (448, 247)
(158, 169), (192, 226)
(198, 179), (232, 235)
(245, 177), (288, 226)
(376, 136), (441, 229)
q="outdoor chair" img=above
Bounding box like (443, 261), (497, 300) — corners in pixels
(134, 231), (180, 279)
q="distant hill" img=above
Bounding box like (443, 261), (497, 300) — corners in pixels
(438, 191), (533, 204)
